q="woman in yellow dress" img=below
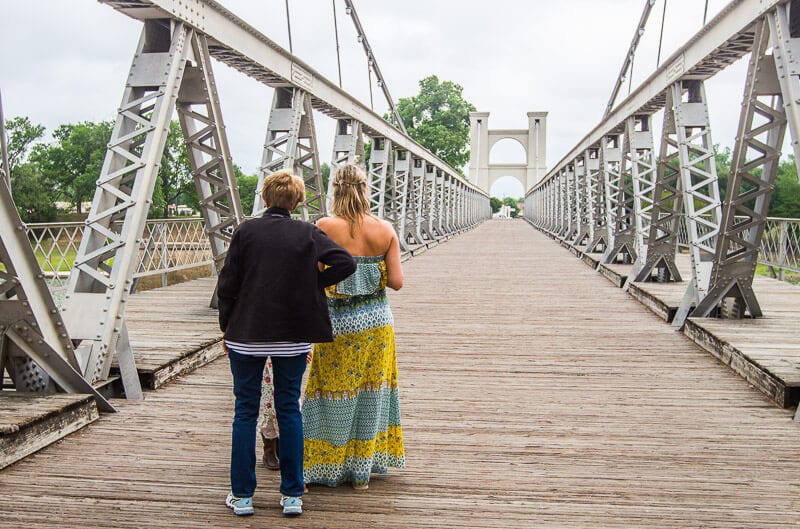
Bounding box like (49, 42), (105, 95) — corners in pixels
(302, 163), (405, 490)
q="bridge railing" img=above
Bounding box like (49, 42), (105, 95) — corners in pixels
(26, 218), (214, 300)
(675, 216), (800, 280)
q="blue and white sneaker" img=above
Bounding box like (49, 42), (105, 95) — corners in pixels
(225, 492), (254, 516)
(280, 495), (303, 516)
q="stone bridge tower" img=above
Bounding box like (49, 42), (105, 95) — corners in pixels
(468, 111), (547, 193)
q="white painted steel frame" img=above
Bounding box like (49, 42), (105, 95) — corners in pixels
(623, 114), (657, 288)
(254, 87), (325, 222)
(601, 134), (636, 264)
(102, 0), (485, 200)
(367, 137), (391, 218)
(0, 177), (114, 411)
(61, 20), (194, 397)
(176, 32), (244, 279)
(671, 80), (723, 328)
(694, 14), (788, 318)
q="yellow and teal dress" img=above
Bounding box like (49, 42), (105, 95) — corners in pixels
(302, 255), (404, 487)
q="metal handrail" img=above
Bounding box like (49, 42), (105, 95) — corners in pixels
(677, 216), (800, 279)
(25, 217), (214, 299)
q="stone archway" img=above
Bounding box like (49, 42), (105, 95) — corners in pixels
(468, 111), (547, 193)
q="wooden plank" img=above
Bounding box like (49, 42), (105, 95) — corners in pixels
(1, 220), (799, 528)
(598, 262), (629, 287)
(0, 393), (98, 469)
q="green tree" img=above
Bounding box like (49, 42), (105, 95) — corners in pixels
(10, 163), (58, 222)
(5, 116), (45, 173)
(714, 144), (731, 200)
(4, 116), (55, 221)
(395, 75), (476, 172)
(235, 165), (258, 215)
(30, 120), (113, 214)
(156, 120), (194, 217)
(490, 196), (502, 213)
(502, 196), (520, 218)
(771, 156), (800, 218)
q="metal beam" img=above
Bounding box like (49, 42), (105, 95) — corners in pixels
(101, 0), (485, 197)
(535, 0), (779, 191)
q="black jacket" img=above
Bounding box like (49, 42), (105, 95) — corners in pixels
(216, 207), (356, 343)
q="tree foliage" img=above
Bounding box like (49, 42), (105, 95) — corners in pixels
(714, 144), (800, 218)
(5, 116), (45, 173)
(771, 156), (800, 218)
(502, 196), (521, 218)
(11, 162), (57, 222)
(395, 75), (476, 172)
(156, 120), (194, 217)
(29, 120), (113, 214)
(235, 164), (258, 215)
(490, 196), (502, 213)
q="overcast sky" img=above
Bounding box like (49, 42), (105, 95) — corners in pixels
(1, 0), (746, 198)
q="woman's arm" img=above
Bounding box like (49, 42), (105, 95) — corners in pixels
(313, 227), (356, 287)
(216, 227), (244, 332)
(384, 228), (404, 291)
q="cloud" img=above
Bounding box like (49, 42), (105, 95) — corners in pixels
(1, 0), (748, 191)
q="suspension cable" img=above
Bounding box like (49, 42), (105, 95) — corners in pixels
(332, 0), (343, 88)
(656, 0), (668, 67)
(703, 0), (709, 25)
(367, 61), (374, 110)
(604, 0), (657, 117)
(284, 0), (294, 55)
(343, 0), (407, 133)
(0, 89), (9, 186)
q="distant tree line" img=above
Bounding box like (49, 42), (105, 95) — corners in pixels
(5, 75), (798, 225)
(5, 116), (264, 223)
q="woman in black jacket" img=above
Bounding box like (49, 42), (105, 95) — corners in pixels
(217, 170), (355, 517)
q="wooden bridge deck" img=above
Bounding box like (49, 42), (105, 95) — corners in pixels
(2, 220), (800, 528)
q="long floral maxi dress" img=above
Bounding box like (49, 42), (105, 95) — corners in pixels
(302, 256), (405, 487)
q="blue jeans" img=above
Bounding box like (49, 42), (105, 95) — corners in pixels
(228, 350), (307, 498)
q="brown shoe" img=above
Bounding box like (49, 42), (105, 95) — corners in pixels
(262, 434), (280, 470)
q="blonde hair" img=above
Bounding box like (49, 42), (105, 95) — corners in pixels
(331, 164), (370, 237)
(261, 170), (305, 211)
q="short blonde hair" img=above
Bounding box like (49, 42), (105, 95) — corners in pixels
(331, 164), (370, 236)
(261, 170), (305, 211)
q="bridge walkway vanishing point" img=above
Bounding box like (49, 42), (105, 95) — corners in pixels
(2, 220), (800, 528)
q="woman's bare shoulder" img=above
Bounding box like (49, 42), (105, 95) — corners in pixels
(376, 217), (398, 238)
(316, 215), (345, 230)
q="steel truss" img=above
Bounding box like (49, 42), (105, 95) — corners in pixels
(327, 119), (366, 212)
(410, 159), (430, 242)
(601, 135), (636, 264)
(583, 147), (606, 254)
(367, 137), (391, 218)
(694, 12), (792, 318)
(669, 80), (723, 327)
(254, 87), (325, 221)
(61, 20), (198, 398)
(632, 83), (685, 285)
(176, 32), (244, 306)
(60, 20), (246, 399)
(0, 158), (113, 411)
(572, 154), (592, 247)
(387, 150), (413, 249)
(555, 170), (565, 237)
(623, 114), (657, 288)
(563, 164), (577, 241)
(424, 165), (438, 239)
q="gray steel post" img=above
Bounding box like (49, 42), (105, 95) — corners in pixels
(61, 20), (194, 395)
(694, 15), (788, 319)
(671, 80), (723, 328)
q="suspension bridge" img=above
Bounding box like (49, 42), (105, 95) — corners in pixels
(1, 0), (800, 527)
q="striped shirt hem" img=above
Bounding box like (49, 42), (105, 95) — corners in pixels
(225, 340), (311, 357)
